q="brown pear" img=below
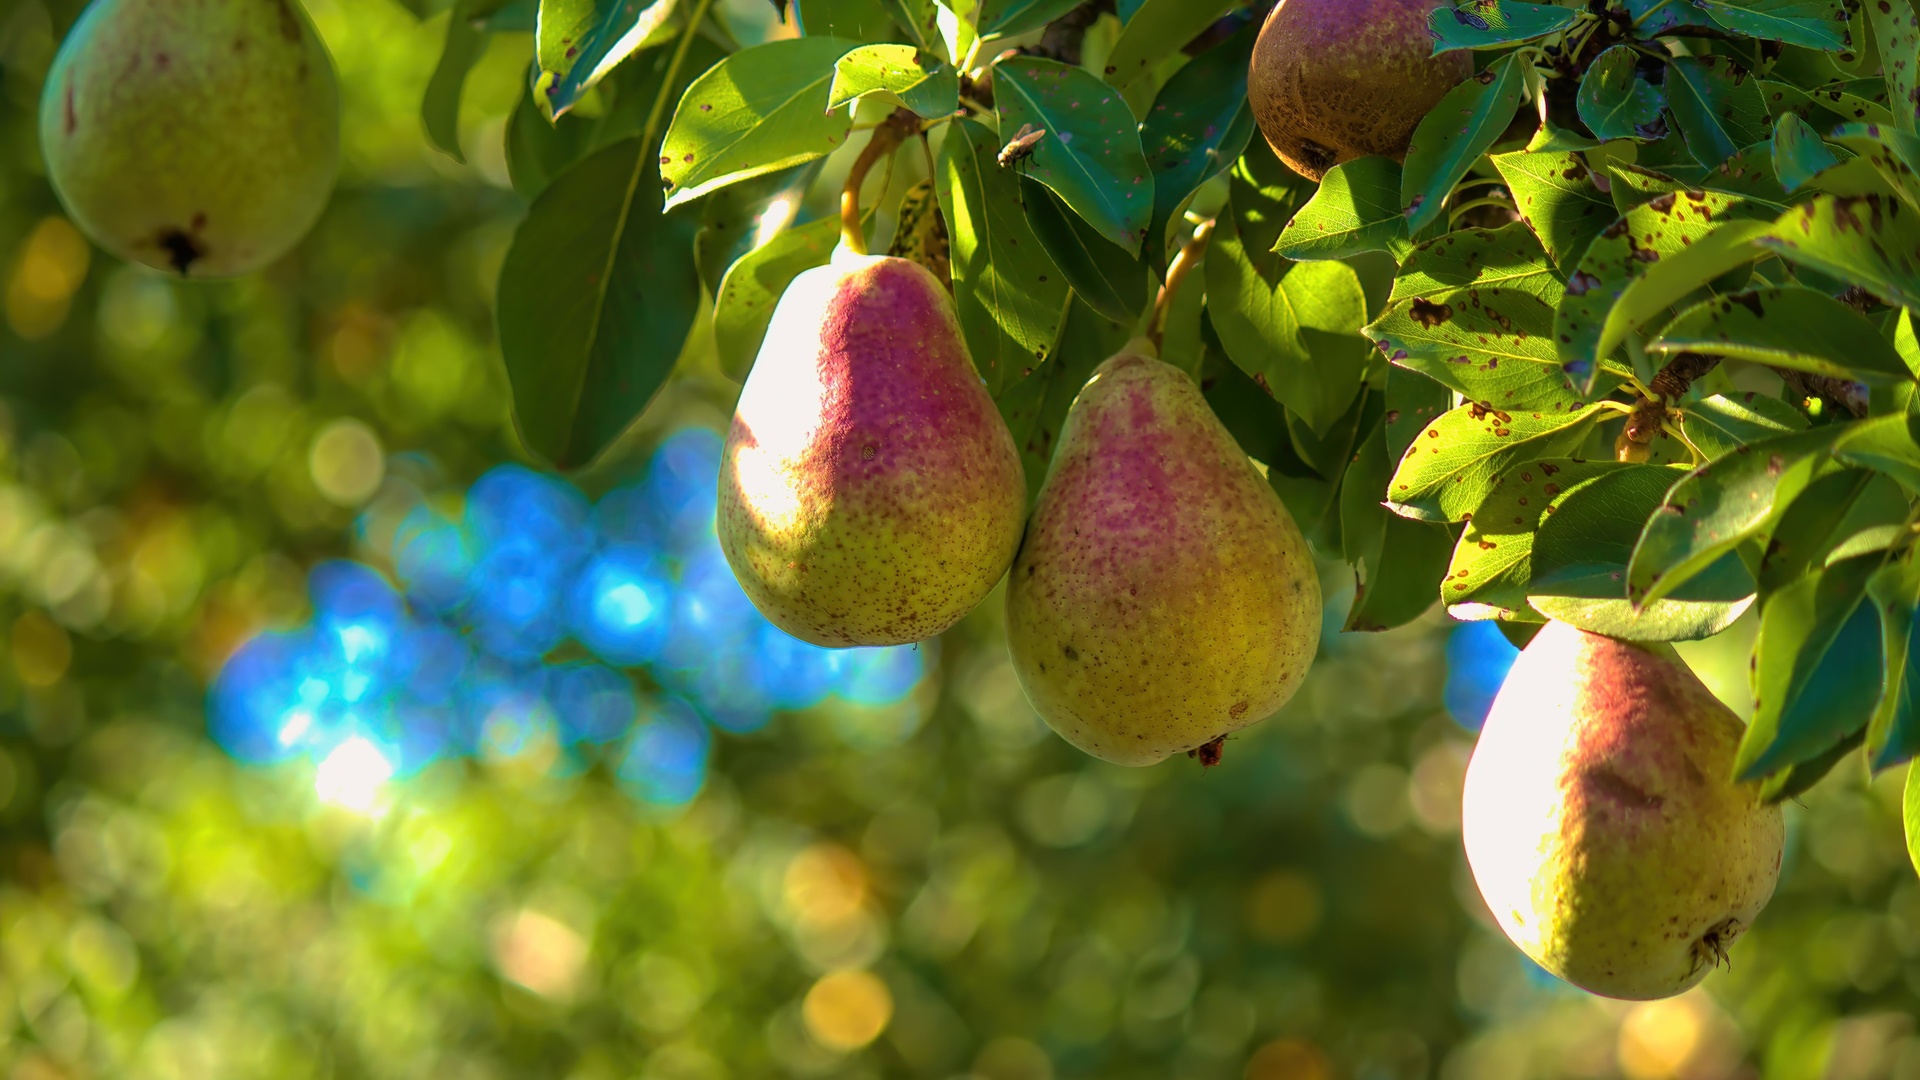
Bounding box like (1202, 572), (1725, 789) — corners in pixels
(1248, 0), (1471, 180)
(1461, 621), (1785, 1000)
(1005, 343), (1321, 766)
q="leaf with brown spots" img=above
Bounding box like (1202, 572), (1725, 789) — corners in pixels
(1385, 400), (1607, 523)
(1758, 192), (1920, 307)
(1367, 286), (1619, 410)
(1651, 284), (1912, 384)
(1491, 149), (1617, 271)
(1442, 457), (1623, 622)
(1390, 222), (1563, 304)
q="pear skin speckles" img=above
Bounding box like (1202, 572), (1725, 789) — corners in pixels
(1006, 349), (1322, 766)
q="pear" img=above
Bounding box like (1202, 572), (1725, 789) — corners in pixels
(717, 252), (1027, 648)
(1005, 344), (1321, 766)
(1461, 621), (1785, 1000)
(1248, 0), (1471, 180)
(39, 0), (340, 277)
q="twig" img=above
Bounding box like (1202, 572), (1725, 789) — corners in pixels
(1150, 219), (1215, 350)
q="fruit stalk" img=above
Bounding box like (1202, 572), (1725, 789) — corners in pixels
(1149, 218), (1215, 349)
(1615, 352), (1719, 463)
(840, 109), (924, 255)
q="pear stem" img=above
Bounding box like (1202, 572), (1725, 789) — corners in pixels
(841, 109), (922, 256)
(1150, 218), (1216, 351)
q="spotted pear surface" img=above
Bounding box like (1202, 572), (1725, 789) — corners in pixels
(717, 253), (1027, 648)
(1462, 621), (1785, 1000)
(1006, 345), (1321, 766)
(39, 0), (340, 277)
(1248, 0), (1471, 180)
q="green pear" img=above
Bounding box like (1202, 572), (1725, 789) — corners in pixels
(1005, 344), (1321, 766)
(717, 252), (1027, 648)
(39, 0), (340, 277)
(1248, 0), (1471, 180)
(1461, 621), (1785, 1000)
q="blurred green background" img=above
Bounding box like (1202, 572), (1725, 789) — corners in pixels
(1, 1), (1918, 1077)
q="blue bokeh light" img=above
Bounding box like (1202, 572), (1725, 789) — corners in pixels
(1444, 621), (1523, 732)
(207, 428), (931, 805)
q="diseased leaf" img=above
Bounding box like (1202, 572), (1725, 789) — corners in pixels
(1389, 223), (1563, 303)
(993, 57), (1155, 253)
(1427, 0), (1580, 52)
(1759, 193), (1920, 308)
(1386, 401), (1608, 523)
(659, 37), (858, 209)
(535, 0), (680, 120)
(1273, 156), (1409, 261)
(1386, 369), (1451, 462)
(937, 119), (1070, 397)
(828, 44), (958, 117)
(1443, 457), (1622, 623)
(1401, 55), (1526, 235)
(1866, 0), (1920, 131)
(1828, 121), (1920, 209)
(1102, 0), (1235, 87)
(1555, 189), (1775, 392)
(1772, 111), (1848, 193)
(1697, 0), (1848, 50)
(1682, 390), (1812, 461)
(1650, 285), (1914, 384)
(1367, 287), (1615, 410)
(1591, 217), (1772, 366)
(1492, 149), (1618, 270)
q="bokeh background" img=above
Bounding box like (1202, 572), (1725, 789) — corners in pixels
(1, 0), (1918, 1077)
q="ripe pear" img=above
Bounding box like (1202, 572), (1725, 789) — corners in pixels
(717, 252), (1027, 648)
(1005, 344), (1321, 766)
(39, 0), (340, 277)
(1248, 0), (1471, 180)
(1461, 621), (1785, 1000)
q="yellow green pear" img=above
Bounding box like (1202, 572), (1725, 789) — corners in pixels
(717, 252), (1027, 648)
(1006, 342), (1321, 766)
(1461, 620), (1785, 1000)
(39, 0), (340, 277)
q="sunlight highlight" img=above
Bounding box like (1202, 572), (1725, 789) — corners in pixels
(314, 736), (393, 813)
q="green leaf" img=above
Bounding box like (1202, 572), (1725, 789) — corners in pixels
(1102, 0), (1235, 87)
(1773, 112), (1848, 193)
(1739, 552), (1887, 780)
(1443, 457), (1622, 622)
(1626, 0), (1717, 32)
(1697, 0), (1849, 50)
(1138, 19), (1257, 269)
(1866, 0), (1920, 132)
(505, 73), (597, 200)
(1665, 55), (1771, 168)
(993, 57), (1155, 253)
(1556, 190), (1776, 392)
(975, 0), (1080, 40)
(876, 0), (940, 49)
(1577, 45), (1668, 142)
(1755, 469), (1910, 594)
(1427, 0), (1580, 52)
(660, 37), (857, 209)
(1592, 218), (1772, 366)
(1273, 156), (1409, 261)
(1528, 463), (1758, 642)
(423, 0), (497, 161)
(1386, 370), (1451, 462)
(998, 296), (1134, 498)
(497, 140), (701, 469)
(1387, 401), (1608, 523)
(937, 119), (1071, 397)
(1492, 149), (1618, 270)
(1022, 180), (1150, 326)
(1682, 390), (1811, 460)
(711, 213), (842, 382)
(828, 44), (957, 117)
(1758, 193), (1920, 308)
(1400, 55), (1526, 235)
(1208, 152), (1369, 434)
(692, 166), (818, 294)
(798, 0), (902, 40)
(1650, 285), (1914, 384)
(1367, 287), (1611, 410)
(1835, 411), (1920, 493)
(1626, 424), (1848, 609)
(535, 0), (680, 120)
(1390, 223), (1563, 303)
(1867, 552), (1920, 769)
(1342, 418), (1454, 634)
